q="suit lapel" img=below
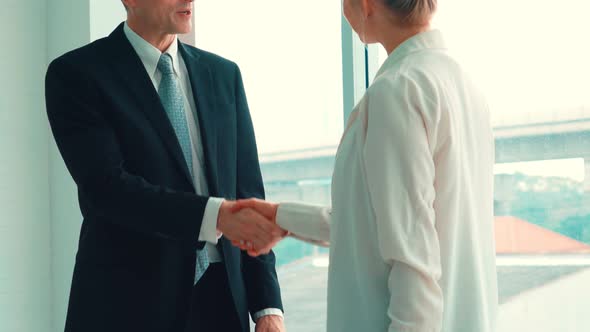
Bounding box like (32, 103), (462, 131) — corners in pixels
(179, 43), (220, 197)
(106, 24), (194, 188)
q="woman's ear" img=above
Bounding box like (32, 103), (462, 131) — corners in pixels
(360, 0), (376, 18)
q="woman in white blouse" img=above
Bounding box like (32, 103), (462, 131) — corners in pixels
(232, 0), (498, 331)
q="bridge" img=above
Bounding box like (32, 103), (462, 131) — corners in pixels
(259, 106), (590, 205)
(493, 107), (590, 192)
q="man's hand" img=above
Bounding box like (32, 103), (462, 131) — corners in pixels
(232, 198), (279, 222)
(230, 198), (286, 256)
(217, 200), (286, 255)
(255, 315), (286, 332)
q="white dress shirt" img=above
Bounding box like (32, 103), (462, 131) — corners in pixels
(124, 22), (223, 262)
(277, 30), (498, 332)
(123, 23), (282, 321)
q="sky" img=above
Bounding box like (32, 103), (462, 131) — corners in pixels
(430, 0), (590, 124)
(194, 0), (344, 153)
(193, 0), (590, 181)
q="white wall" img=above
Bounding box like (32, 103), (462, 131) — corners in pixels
(0, 1), (52, 332)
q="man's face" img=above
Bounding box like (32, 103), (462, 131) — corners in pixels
(130, 0), (194, 34)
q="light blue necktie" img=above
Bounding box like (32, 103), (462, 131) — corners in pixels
(157, 53), (209, 284)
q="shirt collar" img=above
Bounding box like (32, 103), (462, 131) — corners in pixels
(123, 22), (181, 78)
(375, 29), (447, 80)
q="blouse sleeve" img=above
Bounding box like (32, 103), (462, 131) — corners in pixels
(362, 74), (443, 332)
(276, 202), (331, 246)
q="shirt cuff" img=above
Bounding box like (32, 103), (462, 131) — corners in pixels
(252, 308), (284, 323)
(198, 197), (224, 244)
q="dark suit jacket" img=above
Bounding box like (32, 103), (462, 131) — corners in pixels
(45, 23), (282, 332)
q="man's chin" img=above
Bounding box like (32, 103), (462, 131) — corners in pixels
(178, 21), (193, 33)
(167, 22), (192, 36)
(176, 27), (192, 35)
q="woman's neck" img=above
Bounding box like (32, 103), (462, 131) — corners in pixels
(380, 24), (430, 55)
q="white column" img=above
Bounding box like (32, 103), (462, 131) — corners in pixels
(47, 3), (90, 331)
(89, 0), (128, 41)
(0, 1), (52, 332)
(47, 2), (125, 331)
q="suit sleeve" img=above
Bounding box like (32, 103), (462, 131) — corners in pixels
(232, 64), (284, 313)
(45, 57), (209, 249)
(362, 75), (443, 331)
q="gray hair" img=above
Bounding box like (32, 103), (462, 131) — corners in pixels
(382, 0), (437, 25)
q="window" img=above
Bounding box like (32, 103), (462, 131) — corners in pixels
(194, 3), (345, 330)
(197, 0), (590, 330)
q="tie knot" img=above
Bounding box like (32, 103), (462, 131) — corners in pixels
(157, 53), (175, 76)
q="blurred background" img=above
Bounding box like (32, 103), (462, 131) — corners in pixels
(1, 0), (590, 331)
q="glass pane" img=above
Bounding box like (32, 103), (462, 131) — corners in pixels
(194, 2), (343, 154)
(195, 2), (343, 331)
(376, 1), (590, 331)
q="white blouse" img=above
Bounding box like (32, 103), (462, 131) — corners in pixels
(276, 30), (498, 332)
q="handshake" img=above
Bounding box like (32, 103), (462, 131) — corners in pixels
(217, 198), (288, 256)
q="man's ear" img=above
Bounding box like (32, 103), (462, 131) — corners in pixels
(121, 0), (138, 11)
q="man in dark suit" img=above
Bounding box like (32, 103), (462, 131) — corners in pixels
(45, 0), (286, 331)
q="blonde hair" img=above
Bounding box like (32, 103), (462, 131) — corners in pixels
(382, 0), (437, 25)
